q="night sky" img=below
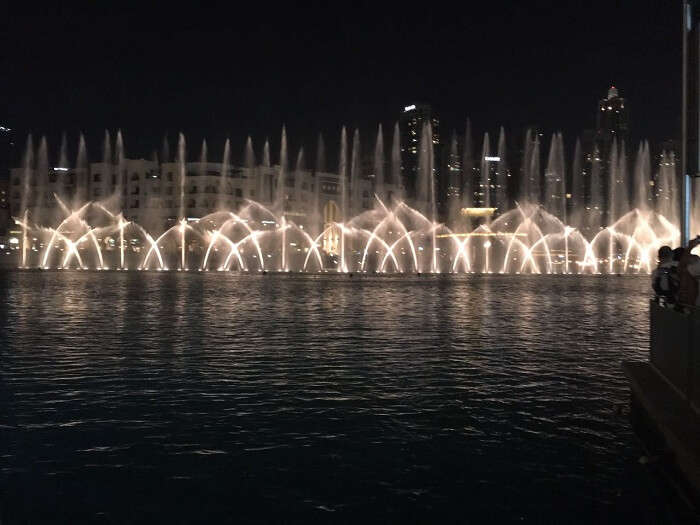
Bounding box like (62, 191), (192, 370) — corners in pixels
(3, 2), (682, 164)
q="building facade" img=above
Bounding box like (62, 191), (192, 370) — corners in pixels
(8, 159), (398, 252)
(399, 103), (440, 201)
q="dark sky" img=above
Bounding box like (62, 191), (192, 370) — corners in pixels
(3, 2), (682, 164)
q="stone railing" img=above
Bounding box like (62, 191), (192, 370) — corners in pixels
(650, 300), (700, 410)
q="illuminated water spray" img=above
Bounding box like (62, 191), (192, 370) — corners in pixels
(12, 129), (688, 275)
(118, 216), (127, 270)
(281, 216), (287, 271)
(484, 241), (491, 273)
(21, 210), (28, 268)
(180, 218), (187, 271)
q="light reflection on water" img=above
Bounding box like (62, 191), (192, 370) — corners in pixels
(0, 271), (667, 522)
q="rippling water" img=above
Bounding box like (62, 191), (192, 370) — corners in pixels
(0, 271), (673, 522)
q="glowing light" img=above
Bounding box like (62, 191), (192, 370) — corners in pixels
(13, 192), (675, 277)
(437, 232), (526, 238)
(404, 104), (416, 112)
(460, 207), (497, 218)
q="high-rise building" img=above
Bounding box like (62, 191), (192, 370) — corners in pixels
(0, 125), (15, 182)
(399, 103), (440, 200)
(0, 125), (15, 240)
(589, 86), (629, 224)
(596, 86), (628, 152)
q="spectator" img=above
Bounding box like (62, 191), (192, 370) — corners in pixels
(678, 236), (700, 307)
(651, 245), (679, 305)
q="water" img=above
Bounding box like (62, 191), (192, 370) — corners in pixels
(15, 128), (694, 275)
(0, 272), (676, 522)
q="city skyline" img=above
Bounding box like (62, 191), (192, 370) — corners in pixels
(0, 85), (669, 177)
(4, 86), (679, 236)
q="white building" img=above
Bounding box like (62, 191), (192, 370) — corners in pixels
(9, 159), (399, 241)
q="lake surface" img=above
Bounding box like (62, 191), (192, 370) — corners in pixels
(0, 271), (674, 522)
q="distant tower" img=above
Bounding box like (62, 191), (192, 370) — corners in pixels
(0, 124), (15, 181)
(594, 86), (628, 223)
(0, 125), (15, 236)
(596, 86), (628, 155)
(399, 103), (440, 200)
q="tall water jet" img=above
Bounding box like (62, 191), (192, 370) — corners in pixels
(218, 138), (231, 209)
(311, 152), (321, 237)
(262, 139), (271, 168)
(480, 133), (491, 211)
(276, 126), (288, 209)
(520, 129), (534, 203)
(643, 141), (652, 209)
(102, 130), (112, 165)
(244, 136), (256, 169)
(494, 127), (508, 213)
(295, 148), (305, 171)
(294, 147), (305, 206)
(315, 133), (326, 173)
(633, 141), (652, 211)
(350, 129), (361, 217)
(606, 139), (618, 273)
(374, 124), (385, 201)
(417, 123), (430, 206)
(58, 133), (68, 168)
(529, 133), (541, 204)
(429, 123), (437, 273)
(461, 119), (475, 231)
(262, 138), (271, 202)
(161, 135), (170, 163)
(277, 127), (288, 271)
(75, 134), (88, 206)
(115, 130), (125, 212)
(657, 150), (678, 226)
(35, 137), (49, 225)
(101, 131), (113, 209)
(417, 122), (437, 272)
(588, 145), (603, 232)
(243, 137), (257, 203)
(606, 138), (620, 221)
(199, 138), (208, 212)
(19, 135), (34, 268)
(199, 139), (208, 176)
(570, 138), (584, 228)
(338, 126), (348, 272)
(391, 122), (402, 201)
(447, 131), (461, 228)
(557, 132), (567, 221)
(616, 140), (628, 218)
(177, 132), (187, 270)
(544, 133), (566, 223)
(118, 214), (127, 270)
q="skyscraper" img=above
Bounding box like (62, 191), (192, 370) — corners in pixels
(0, 125), (15, 182)
(596, 86), (628, 155)
(0, 125), (15, 238)
(593, 86), (629, 224)
(399, 103), (440, 200)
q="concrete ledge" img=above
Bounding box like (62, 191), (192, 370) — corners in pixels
(623, 361), (700, 495)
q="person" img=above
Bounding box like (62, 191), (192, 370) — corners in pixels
(651, 245), (679, 305)
(678, 236), (700, 307)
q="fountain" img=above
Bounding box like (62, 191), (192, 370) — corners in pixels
(10, 127), (699, 275)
